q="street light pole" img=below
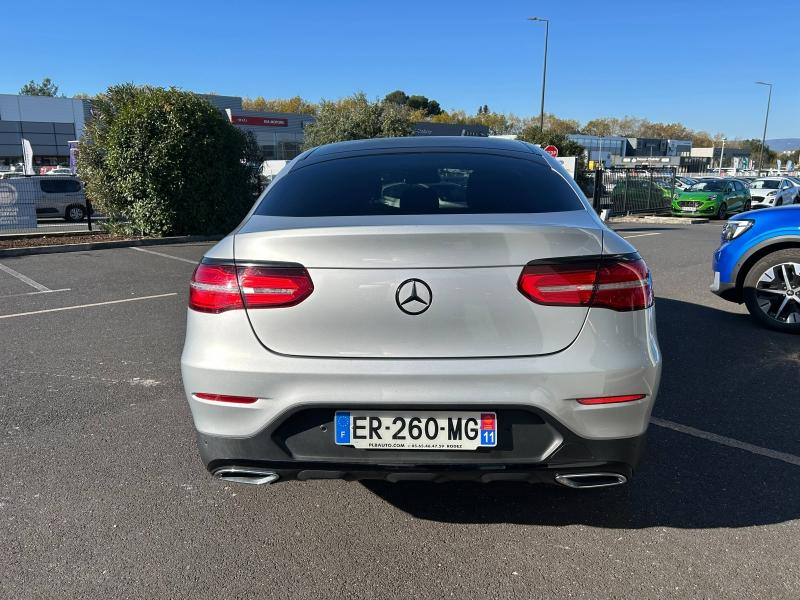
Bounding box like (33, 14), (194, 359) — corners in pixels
(718, 138), (726, 175)
(528, 17), (549, 131)
(755, 81), (772, 172)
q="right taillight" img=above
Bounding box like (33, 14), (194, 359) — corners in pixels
(189, 262), (313, 313)
(518, 256), (652, 312)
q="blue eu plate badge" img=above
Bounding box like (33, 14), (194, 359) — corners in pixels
(335, 412), (351, 445)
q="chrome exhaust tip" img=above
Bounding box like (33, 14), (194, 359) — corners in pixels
(555, 472), (628, 489)
(213, 467), (279, 486)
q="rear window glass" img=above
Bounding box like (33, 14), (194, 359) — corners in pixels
(255, 152), (584, 217)
(39, 178), (81, 193)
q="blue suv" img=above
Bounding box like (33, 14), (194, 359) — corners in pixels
(712, 205), (800, 332)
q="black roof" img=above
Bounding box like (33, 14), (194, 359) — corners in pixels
(298, 136), (542, 166)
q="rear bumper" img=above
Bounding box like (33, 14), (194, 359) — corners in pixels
(199, 406), (645, 483)
(182, 303), (661, 439)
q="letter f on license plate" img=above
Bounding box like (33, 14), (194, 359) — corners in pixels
(334, 411), (497, 450)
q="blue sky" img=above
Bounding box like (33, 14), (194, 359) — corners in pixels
(3, 0), (798, 138)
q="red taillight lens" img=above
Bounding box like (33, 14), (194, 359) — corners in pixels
(189, 262), (313, 313)
(576, 394), (646, 405)
(518, 257), (652, 312)
(189, 264), (243, 313)
(237, 266), (314, 308)
(518, 263), (597, 306)
(193, 392), (258, 404)
(593, 259), (653, 311)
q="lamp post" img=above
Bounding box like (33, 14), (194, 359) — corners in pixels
(528, 17), (549, 131)
(718, 138), (726, 175)
(755, 81), (772, 172)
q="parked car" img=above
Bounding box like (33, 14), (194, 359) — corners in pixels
(672, 178), (750, 219)
(0, 176), (89, 221)
(712, 205), (800, 332)
(45, 167), (73, 176)
(675, 176), (697, 190)
(181, 136), (661, 489)
(748, 177), (798, 209)
(609, 178), (672, 207)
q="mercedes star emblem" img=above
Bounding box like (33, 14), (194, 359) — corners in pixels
(395, 279), (433, 315)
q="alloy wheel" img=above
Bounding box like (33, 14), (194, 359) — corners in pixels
(754, 262), (800, 324)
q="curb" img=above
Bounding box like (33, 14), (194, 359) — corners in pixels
(0, 230), (108, 241)
(0, 235), (224, 258)
(609, 215), (710, 225)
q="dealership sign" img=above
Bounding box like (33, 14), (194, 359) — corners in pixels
(229, 115), (289, 127)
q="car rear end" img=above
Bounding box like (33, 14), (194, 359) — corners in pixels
(181, 138), (661, 488)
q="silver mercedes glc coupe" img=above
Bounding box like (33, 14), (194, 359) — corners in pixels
(181, 136), (661, 489)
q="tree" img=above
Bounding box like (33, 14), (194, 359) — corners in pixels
(241, 95), (317, 114)
(542, 113), (581, 135)
(20, 77), (59, 96)
(79, 85), (259, 236)
(734, 139), (777, 167)
(384, 90), (409, 105)
(516, 127), (586, 158)
(426, 99), (442, 116)
(302, 93), (414, 149)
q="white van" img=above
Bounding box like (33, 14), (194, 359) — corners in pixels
(0, 176), (89, 221)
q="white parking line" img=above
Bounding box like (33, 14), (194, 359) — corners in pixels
(622, 233), (662, 239)
(0, 262), (52, 292)
(0, 293), (178, 320)
(131, 246), (198, 265)
(0, 288), (71, 300)
(650, 417), (800, 467)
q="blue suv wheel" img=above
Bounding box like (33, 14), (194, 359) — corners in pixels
(741, 249), (800, 332)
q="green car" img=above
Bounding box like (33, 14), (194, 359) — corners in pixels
(610, 178), (672, 209)
(672, 178), (750, 219)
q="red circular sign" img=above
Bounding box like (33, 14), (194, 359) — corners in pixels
(544, 145), (559, 157)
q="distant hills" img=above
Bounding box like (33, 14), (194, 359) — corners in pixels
(767, 138), (800, 152)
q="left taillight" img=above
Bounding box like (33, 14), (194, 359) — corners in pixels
(189, 263), (243, 313)
(189, 262), (313, 313)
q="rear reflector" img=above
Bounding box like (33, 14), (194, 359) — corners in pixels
(518, 257), (653, 311)
(189, 262), (313, 313)
(193, 392), (259, 404)
(576, 394), (646, 405)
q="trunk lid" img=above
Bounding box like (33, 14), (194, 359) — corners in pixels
(235, 212), (603, 358)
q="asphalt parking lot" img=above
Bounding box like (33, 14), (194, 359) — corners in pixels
(2, 223), (799, 599)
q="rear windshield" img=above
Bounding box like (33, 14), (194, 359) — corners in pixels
(255, 152), (584, 217)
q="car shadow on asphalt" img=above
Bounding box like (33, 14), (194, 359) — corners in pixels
(363, 297), (800, 528)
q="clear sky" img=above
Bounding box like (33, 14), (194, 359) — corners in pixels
(3, 0), (798, 138)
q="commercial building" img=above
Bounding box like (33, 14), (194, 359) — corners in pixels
(567, 134), (630, 166)
(0, 94), (88, 169)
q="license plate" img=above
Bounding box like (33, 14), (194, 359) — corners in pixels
(682, 206), (697, 212)
(334, 411), (497, 450)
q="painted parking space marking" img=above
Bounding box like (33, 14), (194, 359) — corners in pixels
(651, 416), (800, 467)
(0, 288), (71, 300)
(0, 262), (53, 292)
(622, 233), (663, 239)
(131, 246), (198, 265)
(0, 292), (178, 320)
